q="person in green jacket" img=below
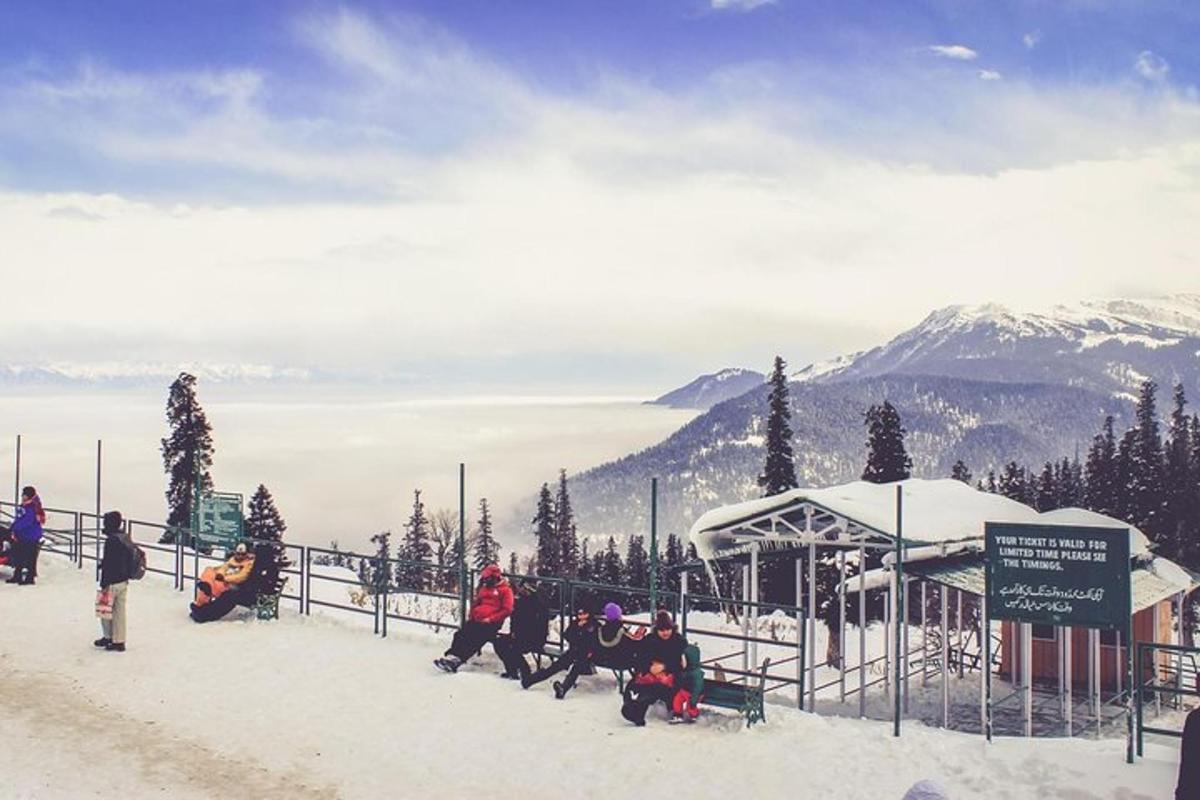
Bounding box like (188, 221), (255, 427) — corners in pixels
(670, 641), (704, 723)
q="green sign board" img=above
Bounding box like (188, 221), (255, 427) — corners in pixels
(197, 492), (243, 547)
(985, 522), (1131, 630)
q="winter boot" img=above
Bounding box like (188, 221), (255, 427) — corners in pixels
(553, 681), (567, 700)
(434, 656), (461, 673)
(669, 713), (686, 725)
(621, 700), (647, 727)
(94, 637), (111, 648)
(105, 642), (126, 652)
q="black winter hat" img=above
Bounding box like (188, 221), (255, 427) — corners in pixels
(102, 511), (123, 533)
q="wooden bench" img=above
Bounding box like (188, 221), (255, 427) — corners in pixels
(700, 658), (771, 727)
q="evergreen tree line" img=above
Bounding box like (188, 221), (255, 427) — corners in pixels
(968, 380), (1200, 572)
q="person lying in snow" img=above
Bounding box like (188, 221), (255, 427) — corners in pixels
(435, 563), (513, 673)
(192, 542), (256, 610)
(519, 599), (601, 697)
(621, 610), (687, 726)
(493, 579), (550, 679)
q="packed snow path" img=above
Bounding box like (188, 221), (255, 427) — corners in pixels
(0, 561), (1180, 799)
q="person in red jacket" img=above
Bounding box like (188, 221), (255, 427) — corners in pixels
(435, 563), (513, 673)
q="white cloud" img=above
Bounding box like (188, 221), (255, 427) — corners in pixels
(1022, 30), (1042, 50)
(927, 45), (978, 61)
(710, 0), (776, 10)
(1135, 50), (1170, 81)
(978, 69), (1002, 81)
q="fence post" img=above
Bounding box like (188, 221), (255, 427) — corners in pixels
(649, 477), (658, 613)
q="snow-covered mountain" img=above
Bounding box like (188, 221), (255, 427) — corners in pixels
(0, 362), (314, 387)
(647, 368), (765, 409)
(794, 295), (1200, 398)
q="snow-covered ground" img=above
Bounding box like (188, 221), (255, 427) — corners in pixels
(0, 558), (1181, 800)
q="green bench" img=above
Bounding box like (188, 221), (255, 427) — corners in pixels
(700, 657), (771, 727)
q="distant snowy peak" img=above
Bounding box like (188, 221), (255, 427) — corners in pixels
(0, 362), (312, 387)
(793, 294), (1200, 396)
(648, 368), (765, 409)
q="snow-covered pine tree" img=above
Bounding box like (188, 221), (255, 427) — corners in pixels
(554, 471), (579, 577)
(474, 498), (500, 569)
(1035, 463), (1056, 511)
(160, 372), (215, 545)
(624, 534), (650, 589)
(861, 400), (912, 483)
(1164, 385), (1194, 562)
(1114, 428), (1138, 525)
(245, 484), (291, 591)
(950, 460), (972, 484)
(1129, 380), (1167, 543)
(601, 536), (623, 585)
(1058, 457), (1084, 508)
(533, 483), (559, 577)
(397, 490), (433, 590)
(507, 551), (520, 575)
(757, 356), (798, 496)
(663, 533), (684, 594)
(1084, 416), (1119, 516)
(997, 462), (1033, 506)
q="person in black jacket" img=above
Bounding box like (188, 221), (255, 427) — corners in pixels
(94, 511), (132, 652)
(1178, 689), (1200, 800)
(520, 600), (600, 698)
(621, 610), (685, 726)
(494, 580), (550, 679)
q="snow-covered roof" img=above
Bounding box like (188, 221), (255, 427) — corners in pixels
(687, 478), (1152, 561)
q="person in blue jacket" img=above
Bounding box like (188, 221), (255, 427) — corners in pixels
(7, 486), (45, 585)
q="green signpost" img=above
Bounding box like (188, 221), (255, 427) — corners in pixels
(984, 522), (1134, 762)
(196, 491), (244, 548)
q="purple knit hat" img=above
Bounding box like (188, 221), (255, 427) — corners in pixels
(603, 602), (623, 622)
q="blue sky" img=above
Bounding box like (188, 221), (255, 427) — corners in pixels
(1, 1), (1198, 390)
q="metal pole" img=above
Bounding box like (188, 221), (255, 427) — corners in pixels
(838, 549), (846, 703)
(750, 547), (759, 671)
(795, 556), (803, 709)
(1091, 628), (1101, 736)
(807, 540), (816, 712)
(858, 545), (866, 718)
(459, 463), (467, 625)
(95, 440), (102, 576)
(649, 477), (658, 612)
(981, 591), (989, 738)
(921, 581), (928, 687)
(903, 576), (910, 714)
(1065, 625), (1073, 736)
(1024, 622), (1033, 738)
(893, 484), (903, 737)
(741, 564), (750, 675)
(941, 584), (949, 728)
(956, 589), (964, 678)
(1127, 607), (1135, 764)
(14, 433), (21, 503)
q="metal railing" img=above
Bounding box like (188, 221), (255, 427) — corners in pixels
(1136, 641), (1199, 755)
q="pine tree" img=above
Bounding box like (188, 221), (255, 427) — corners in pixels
(663, 533), (685, 594)
(533, 483), (558, 577)
(1084, 416), (1119, 516)
(1129, 380), (1167, 542)
(578, 539), (593, 582)
(1035, 462), (1056, 511)
(245, 484), (290, 589)
(757, 356), (798, 496)
(507, 551), (520, 575)
(950, 460), (972, 484)
(369, 531), (392, 594)
(862, 400), (912, 483)
(397, 490), (433, 590)
(554, 471), (579, 577)
(473, 498), (500, 569)
(160, 372), (215, 545)
(1164, 385), (1194, 562)
(601, 536), (623, 585)
(625, 534), (650, 589)
(1059, 457), (1084, 508)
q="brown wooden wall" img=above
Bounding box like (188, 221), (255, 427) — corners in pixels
(996, 601), (1172, 690)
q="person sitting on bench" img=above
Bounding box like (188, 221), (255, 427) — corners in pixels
(593, 602), (646, 671)
(669, 642), (704, 723)
(0, 524), (13, 568)
(190, 542), (256, 623)
(494, 579), (550, 679)
(434, 563), (513, 673)
(621, 610), (686, 726)
(520, 599), (602, 697)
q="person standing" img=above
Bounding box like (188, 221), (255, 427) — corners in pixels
(95, 511), (132, 652)
(7, 486), (45, 585)
(1178, 690), (1200, 800)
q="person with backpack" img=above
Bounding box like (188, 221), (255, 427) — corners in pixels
(493, 579), (550, 679)
(95, 511), (134, 652)
(7, 486), (45, 585)
(434, 563), (513, 673)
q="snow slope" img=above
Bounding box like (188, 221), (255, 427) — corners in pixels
(0, 559), (1178, 800)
